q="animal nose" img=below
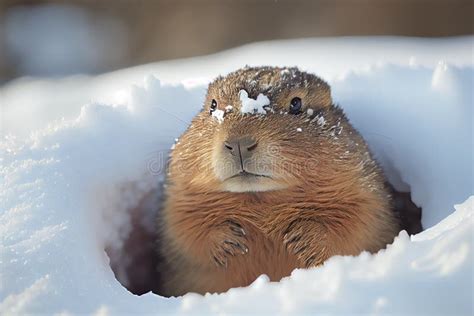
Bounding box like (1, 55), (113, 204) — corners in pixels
(223, 136), (258, 168)
(224, 136), (258, 153)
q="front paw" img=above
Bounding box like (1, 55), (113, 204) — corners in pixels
(283, 219), (327, 267)
(210, 220), (249, 268)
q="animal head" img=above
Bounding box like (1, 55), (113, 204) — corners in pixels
(170, 66), (366, 193)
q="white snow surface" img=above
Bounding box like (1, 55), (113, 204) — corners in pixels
(1, 37), (473, 315)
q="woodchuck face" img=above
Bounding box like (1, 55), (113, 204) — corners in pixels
(170, 66), (375, 194)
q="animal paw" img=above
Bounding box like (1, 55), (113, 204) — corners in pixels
(210, 220), (248, 268)
(283, 219), (326, 268)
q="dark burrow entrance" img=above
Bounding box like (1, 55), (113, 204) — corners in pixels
(391, 189), (423, 235)
(105, 184), (423, 297)
(105, 188), (164, 295)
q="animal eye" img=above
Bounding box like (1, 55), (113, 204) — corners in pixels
(210, 99), (218, 114)
(289, 97), (302, 114)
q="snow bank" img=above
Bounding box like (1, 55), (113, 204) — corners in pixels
(333, 62), (473, 227)
(1, 37), (473, 315)
(2, 36), (473, 137)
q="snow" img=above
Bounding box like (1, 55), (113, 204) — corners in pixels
(2, 36), (472, 137)
(239, 89), (270, 114)
(332, 62), (473, 227)
(1, 37), (473, 315)
(314, 115), (326, 126)
(211, 109), (225, 123)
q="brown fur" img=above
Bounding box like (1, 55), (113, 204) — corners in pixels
(157, 66), (400, 296)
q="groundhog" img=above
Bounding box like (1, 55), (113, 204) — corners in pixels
(157, 66), (401, 296)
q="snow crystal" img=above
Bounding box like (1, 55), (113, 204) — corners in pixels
(296, 128), (302, 132)
(239, 89), (270, 114)
(306, 108), (314, 116)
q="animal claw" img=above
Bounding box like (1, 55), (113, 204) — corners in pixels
(223, 248), (234, 256)
(224, 239), (248, 255)
(227, 220), (247, 237)
(229, 226), (246, 237)
(213, 255), (227, 268)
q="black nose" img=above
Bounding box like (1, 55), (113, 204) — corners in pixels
(224, 136), (258, 169)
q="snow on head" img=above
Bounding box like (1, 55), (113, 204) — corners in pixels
(239, 89), (270, 114)
(211, 108), (225, 123)
(211, 105), (233, 123)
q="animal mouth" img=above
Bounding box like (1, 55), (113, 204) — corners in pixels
(227, 171), (272, 180)
(221, 170), (287, 192)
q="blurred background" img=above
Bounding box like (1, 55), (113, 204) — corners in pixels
(1, 0), (473, 84)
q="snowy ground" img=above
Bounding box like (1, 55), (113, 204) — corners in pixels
(1, 37), (473, 315)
